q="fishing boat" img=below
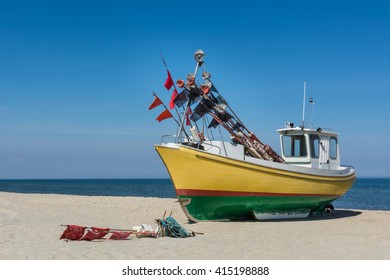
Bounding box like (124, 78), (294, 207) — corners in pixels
(151, 50), (356, 222)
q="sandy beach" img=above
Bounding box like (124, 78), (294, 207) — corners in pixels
(0, 191), (389, 260)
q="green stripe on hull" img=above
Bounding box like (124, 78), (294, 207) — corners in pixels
(179, 195), (339, 221)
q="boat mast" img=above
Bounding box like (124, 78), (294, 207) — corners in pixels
(302, 81), (306, 128)
(177, 50), (205, 141)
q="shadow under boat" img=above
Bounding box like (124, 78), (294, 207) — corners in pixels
(188, 209), (363, 224)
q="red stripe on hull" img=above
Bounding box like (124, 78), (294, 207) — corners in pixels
(177, 189), (338, 197)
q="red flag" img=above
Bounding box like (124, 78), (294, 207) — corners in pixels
(169, 89), (178, 109)
(91, 227), (110, 238)
(60, 225), (86, 240)
(109, 231), (133, 240)
(148, 96), (163, 110)
(164, 70), (174, 90)
(156, 109), (173, 122)
(80, 227), (110, 241)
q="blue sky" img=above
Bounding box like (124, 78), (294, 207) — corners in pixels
(0, 0), (389, 179)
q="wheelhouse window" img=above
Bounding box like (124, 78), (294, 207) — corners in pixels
(282, 135), (307, 157)
(330, 137), (338, 159)
(310, 134), (319, 158)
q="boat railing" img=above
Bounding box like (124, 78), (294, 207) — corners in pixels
(161, 134), (179, 144)
(161, 134), (223, 155)
(161, 134), (199, 145)
(341, 165), (355, 172)
(201, 140), (222, 155)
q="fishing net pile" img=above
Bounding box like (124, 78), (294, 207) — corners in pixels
(155, 216), (195, 238)
(59, 215), (197, 241)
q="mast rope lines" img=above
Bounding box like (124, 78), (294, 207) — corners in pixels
(185, 50), (284, 163)
(151, 50), (285, 163)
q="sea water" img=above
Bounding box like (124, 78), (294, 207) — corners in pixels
(0, 179), (175, 198)
(333, 178), (390, 211)
(0, 178), (389, 211)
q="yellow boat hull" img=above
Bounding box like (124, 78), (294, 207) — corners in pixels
(155, 144), (355, 221)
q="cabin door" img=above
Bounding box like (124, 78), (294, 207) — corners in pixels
(319, 137), (330, 169)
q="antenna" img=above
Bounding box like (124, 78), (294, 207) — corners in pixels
(309, 97), (315, 128)
(302, 81), (306, 128)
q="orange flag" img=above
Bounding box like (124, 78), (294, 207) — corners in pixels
(156, 109), (173, 122)
(148, 96), (163, 110)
